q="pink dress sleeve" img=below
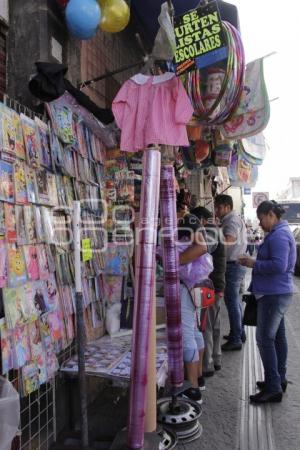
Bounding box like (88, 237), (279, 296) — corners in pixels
(112, 81), (129, 129)
(174, 78), (194, 125)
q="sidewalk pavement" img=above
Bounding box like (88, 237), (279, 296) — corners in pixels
(55, 276), (300, 450)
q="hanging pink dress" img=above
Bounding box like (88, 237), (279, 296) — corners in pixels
(112, 72), (194, 152)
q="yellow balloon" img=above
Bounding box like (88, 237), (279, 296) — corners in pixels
(100, 0), (130, 33)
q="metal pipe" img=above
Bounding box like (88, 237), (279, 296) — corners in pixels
(73, 201), (89, 449)
(78, 60), (145, 89)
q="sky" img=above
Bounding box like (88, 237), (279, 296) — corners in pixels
(229, 0), (300, 219)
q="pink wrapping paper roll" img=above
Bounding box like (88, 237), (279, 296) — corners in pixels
(127, 148), (161, 449)
(160, 166), (184, 387)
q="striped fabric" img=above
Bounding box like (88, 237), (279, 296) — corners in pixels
(127, 149), (161, 449)
(160, 165), (184, 387)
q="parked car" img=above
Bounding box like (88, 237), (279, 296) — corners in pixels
(293, 228), (300, 276)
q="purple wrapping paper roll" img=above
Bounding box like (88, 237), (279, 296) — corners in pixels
(127, 149), (161, 449)
(160, 165), (184, 387)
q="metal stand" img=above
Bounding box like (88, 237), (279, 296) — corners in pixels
(157, 387), (203, 445)
(73, 201), (89, 449)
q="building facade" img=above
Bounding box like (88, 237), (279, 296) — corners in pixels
(0, 0), (8, 100)
(6, 0), (141, 110)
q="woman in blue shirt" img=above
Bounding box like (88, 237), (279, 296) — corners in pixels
(239, 201), (296, 404)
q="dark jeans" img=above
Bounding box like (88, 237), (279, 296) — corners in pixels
(256, 294), (293, 393)
(224, 263), (246, 344)
(247, 244), (255, 256)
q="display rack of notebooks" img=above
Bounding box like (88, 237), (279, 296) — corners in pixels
(0, 95), (113, 394)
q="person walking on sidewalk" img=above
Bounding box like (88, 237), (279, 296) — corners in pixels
(177, 190), (208, 403)
(239, 201), (296, 404)
(214, 195), (247, 351)
(191, 206), (226, 376)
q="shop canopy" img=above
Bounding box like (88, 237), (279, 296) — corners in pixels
(131, 0), (240, 45)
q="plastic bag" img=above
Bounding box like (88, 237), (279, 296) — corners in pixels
(178, 242), (214, 290)
(152, 2), (176, 60)
(106, 303), (121, 335)
(0, 377), (20, 450)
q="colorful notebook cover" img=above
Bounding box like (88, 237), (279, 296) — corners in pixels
(20, 114), (40, 168)
(45, 244), (55, 273)
(14, 160), (28, 204)
(36, 244), (50, 281)
(3, 286), (27, 328)
(24, 245), (40, 281)
(15, 205), (27, 245)
(39, 315), (59, 378)
(22, 362), (40, 395)
(7, 245), (27, 287)
(0, 106), (25, 159)
(25, 166), (38, 204)
(13, 324), (31, 368)
(33, 206), (44, 243)
(24, 205), (37, 244)
(44, 273), (59, 311)
(0, 237), (8, 288)
(0, 201), (5, 235)
(28, 321), (47, 384)
(23, 282), (39, 322)
(0, 324), (14, 374)
(4, 203), (17, 243)
(11, 108), (26, 160)
(47, 310), (63, 343)
(1, 111), (17, 156)
(0, 160), (14, 203)
(47, 103), (75, 145)
(41, 207), (55, 244)
(47, 172), (59, 206)
(32, 280), (48, 316)
(35, 117), (52, 170)
(36, 169), (49, 205)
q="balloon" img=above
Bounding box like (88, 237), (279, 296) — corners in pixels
(66, 0), (102, 40)
(100, 0), (130, 33)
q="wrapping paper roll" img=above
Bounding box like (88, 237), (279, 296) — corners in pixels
(160, 165), (184, 387)
(127, 148), (161, 449)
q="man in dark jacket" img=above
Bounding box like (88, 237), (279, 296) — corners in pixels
(191, 206), (226, 376)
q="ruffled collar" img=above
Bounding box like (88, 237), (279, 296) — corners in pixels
(130, 72), (175, 85)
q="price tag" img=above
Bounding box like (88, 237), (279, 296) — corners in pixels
(82, 238), (92, 262)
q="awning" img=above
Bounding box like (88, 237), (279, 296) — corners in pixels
(131, 0), (240, 45)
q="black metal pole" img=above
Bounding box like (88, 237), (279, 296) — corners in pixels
(204, 184), (232, 207)
(78, 60), (145, 89)
(76, 291), (89, 449)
